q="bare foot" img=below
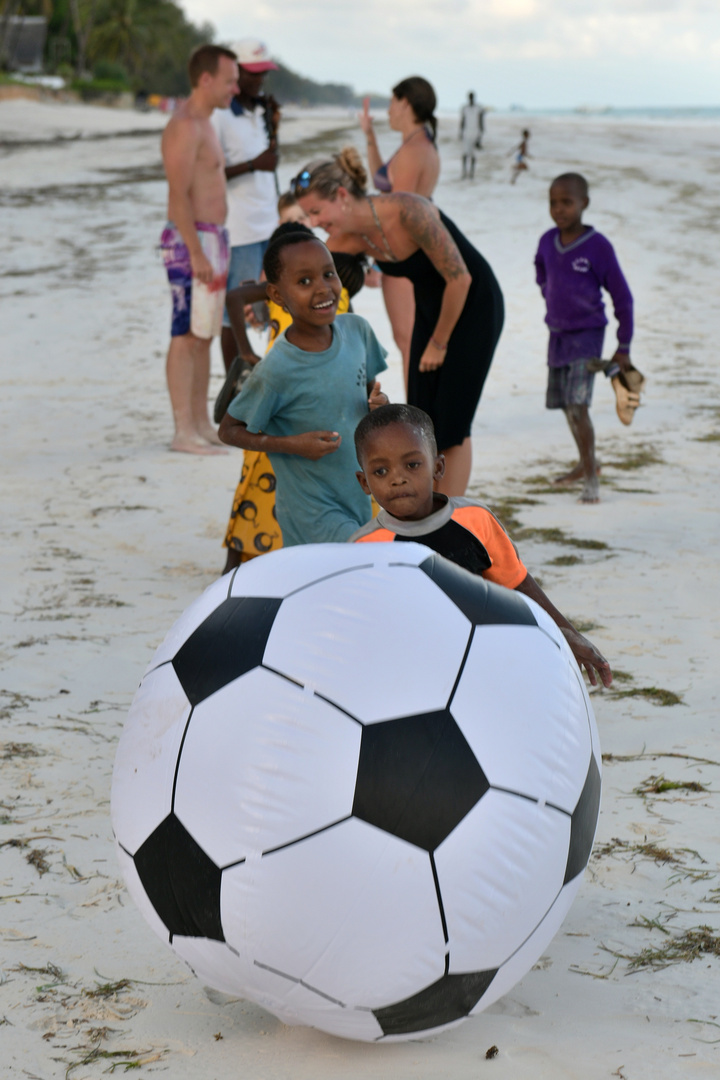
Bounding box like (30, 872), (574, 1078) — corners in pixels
(553, 463), (601, 486)
(170, 435), (228, 456)
(579, 476), (600, 503)
(197, 424), (225, 447)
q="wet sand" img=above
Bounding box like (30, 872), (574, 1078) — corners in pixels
(1, 99), (719, 1078)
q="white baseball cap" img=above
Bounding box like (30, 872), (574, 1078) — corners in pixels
(232, 39), (278, 73)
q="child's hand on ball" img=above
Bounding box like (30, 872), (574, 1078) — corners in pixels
(561, 627), (613, 688)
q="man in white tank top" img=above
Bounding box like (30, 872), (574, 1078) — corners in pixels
(211, 39), (280, 369)
(459, 92), (485, 180)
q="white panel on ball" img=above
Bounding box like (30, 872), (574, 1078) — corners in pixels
(171, 935), (253, 998)
(521, 593), (567, 647)
(436, 791), (570, 970)
(450, 626), (592, 813)
(467, 874), (582, 1014)
(227, 540), (431, 603)
(111, 663), (190, 853)
(264, 563), (471, 723)
(221, 818), (445, 1007)
(173, 937), (386, 1042)
(174, 667), (361, 868)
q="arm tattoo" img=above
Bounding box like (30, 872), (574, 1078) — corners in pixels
(399, 195), (468, 281)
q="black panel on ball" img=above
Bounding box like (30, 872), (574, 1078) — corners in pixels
(353, 710), (489, 851)
(373, 969), (498, 1036)
(133, 814), (225, 941)
(419, 554), (537, 628)
(564, 754), (602, 884)
(172, 597), (283, 705)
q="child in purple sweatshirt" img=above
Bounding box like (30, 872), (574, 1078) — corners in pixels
(535, 172), (634, 502)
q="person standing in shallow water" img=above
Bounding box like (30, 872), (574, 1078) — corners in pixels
(510, 129), (531, 184)
(160, 44), (238, 454)
(293, 148), (503, 497)
(459, 92), (484, 179)
(359, 77), (440, 391)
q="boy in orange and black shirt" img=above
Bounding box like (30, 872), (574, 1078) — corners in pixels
(351, 403), (612, 687)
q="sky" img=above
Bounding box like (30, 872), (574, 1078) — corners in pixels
(179, 0), (720, 111)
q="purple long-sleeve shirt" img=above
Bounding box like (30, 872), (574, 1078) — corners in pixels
(535, 227), (633, 352)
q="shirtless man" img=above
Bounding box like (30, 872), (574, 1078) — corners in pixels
(160, 44), (238, 454)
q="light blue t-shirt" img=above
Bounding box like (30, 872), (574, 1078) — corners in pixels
(227, 314), (388, 546)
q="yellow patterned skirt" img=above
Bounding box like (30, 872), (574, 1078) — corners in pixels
(224, 450), (283, 561)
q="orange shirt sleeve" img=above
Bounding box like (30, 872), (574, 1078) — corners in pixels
(452, 506), (527, 589)
(354, 527), (395, 543)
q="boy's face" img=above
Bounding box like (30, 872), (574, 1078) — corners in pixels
(356, 424), (445, 521)
(279, 203), (311, 227)
(549, 182), (589, 232)
(267, 239), (341, 327)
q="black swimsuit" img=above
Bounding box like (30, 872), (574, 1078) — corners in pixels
(376, 212), (504, 451)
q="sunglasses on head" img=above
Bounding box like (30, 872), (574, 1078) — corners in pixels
(290, 169), (311, 196)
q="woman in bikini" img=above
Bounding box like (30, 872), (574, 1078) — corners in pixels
(293, 148), (503, 496)
(359, 77), (440, 390)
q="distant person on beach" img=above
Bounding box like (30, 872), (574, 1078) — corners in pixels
(459, 92), (485, 179)
(535, 172), (634, 503)
(351, 404), (612, 686)
(293, 148), (503, 496)
(211, 38), (280, 373)
(160, 43), (238, 454)
(218, 229), (388, 547)
(359, 77), (440, 390)
(510, 129), (531, 184)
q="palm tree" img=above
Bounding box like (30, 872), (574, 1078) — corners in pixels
(87, 0), (151, 79)
(68, 0), (97, 76)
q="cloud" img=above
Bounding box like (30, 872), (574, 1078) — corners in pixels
(179, 1), (720, 106)
(204, 1), (720, 60)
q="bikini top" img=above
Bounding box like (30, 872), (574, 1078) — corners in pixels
(372, 125), (435, 193)
(373, 162), (393, 193)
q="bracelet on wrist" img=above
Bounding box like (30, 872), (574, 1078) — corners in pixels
(430, 336), (448, 352)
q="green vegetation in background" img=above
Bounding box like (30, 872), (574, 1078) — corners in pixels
(5, 2), (386, 103)
(15, 0), (214, 95)
(265, 62), (388, 108)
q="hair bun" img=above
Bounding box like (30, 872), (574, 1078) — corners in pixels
(336, 147), (368, 193)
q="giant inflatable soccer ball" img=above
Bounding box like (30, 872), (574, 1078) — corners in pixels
(112, 543), (601, 1042)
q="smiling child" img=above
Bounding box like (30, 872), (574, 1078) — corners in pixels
(218, 231), (388, 545)
(351, 403), (612, 687)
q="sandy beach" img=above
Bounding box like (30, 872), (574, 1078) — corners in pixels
(1, 97), (719, 1078)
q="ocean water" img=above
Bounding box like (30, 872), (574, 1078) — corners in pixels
(499, 105), (720, 122)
